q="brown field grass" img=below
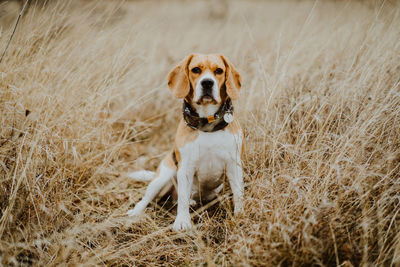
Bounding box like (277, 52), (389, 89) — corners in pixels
(0, 0), (399, 266)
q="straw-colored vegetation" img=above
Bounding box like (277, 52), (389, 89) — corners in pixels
(0, 0), (399, 265)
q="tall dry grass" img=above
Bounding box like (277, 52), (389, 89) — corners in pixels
(0, 0), (399, 265)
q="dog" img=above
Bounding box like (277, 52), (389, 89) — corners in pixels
(126, 54), (244, 231)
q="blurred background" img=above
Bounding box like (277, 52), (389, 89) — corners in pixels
(0, 0), (399, 266)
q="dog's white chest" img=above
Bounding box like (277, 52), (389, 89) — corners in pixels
(196, 132), (231, 182)
(180, 129), (242, 191)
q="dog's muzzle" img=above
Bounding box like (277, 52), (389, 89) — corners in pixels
(200, 79), (214, 101)
(195, 74), (219, 103)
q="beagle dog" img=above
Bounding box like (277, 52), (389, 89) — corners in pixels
(127, 54), (244, 231)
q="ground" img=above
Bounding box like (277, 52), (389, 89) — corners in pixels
(0, 0), (399, 266)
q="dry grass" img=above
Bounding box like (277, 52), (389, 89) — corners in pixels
(0, 0), (399, 265)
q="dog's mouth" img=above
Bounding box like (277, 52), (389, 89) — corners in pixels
(202, 95), (213, 102)
(197, 94), (217, 105)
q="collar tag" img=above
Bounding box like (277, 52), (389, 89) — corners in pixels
(207, 115), (215, 123)
(223, 113), (234, 123)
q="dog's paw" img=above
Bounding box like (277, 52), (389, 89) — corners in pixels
(126, 208), (142, 217)
(172, 215), (193, 231)
(189, 199), (197, 207)
(234, 205), (244, 217)
(126, 202), (146, 217)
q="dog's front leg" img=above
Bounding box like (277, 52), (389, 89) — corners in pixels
(226, 159), (244, 215)
(173, 162), (194, 231)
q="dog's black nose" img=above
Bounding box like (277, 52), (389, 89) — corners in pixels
(201, 79), (214, 90)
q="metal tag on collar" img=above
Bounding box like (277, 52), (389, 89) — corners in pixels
(223, 113), (233, 123)
(207, 115), (215, 123)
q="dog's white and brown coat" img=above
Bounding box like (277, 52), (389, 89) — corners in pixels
(127, 54), (244, 231)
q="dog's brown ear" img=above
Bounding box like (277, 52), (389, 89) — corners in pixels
(220, 55), (242, 100)
(167, 54), (194, 98)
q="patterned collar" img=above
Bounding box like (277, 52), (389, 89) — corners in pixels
(182, 98), (234, 132)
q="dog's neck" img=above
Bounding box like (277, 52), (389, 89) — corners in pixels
(182, 98), (233, 132)
(191, 103), (220, 118)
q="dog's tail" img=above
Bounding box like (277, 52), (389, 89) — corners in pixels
(127, 170), (155, 181)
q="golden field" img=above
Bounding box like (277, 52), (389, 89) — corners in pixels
(0, 0), (399, 265)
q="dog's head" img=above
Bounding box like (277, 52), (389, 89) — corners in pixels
(167, 54), (242, 105)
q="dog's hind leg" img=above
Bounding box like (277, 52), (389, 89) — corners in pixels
(128, 170), (156, 181)
(204, 183), (224, 202)
(127, 154), (177, 216)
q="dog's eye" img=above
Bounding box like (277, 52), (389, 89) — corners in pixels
(191, 67), (201, 74)
(214, 68), (223, 75)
